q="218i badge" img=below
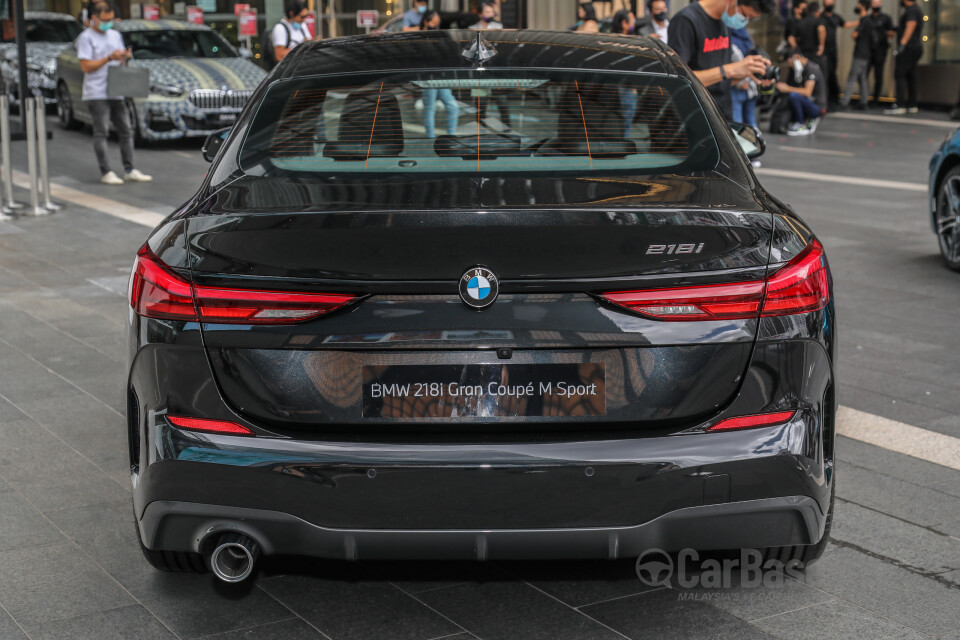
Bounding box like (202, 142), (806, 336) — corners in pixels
(459, 266), (499, 309)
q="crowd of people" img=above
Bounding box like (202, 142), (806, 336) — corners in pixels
(75, 0), (945, 183)
(259, 0), (935, 137)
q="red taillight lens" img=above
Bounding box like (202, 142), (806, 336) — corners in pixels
(130, 245), (197, 321)
(129, 246), (359, 324)
(599, 240), (829, 321)
(167, 415), (254, 436)
(600, 281), (764, 321)
(761, 240), (830, 317)
(705, 410), (796, 432)
(194, 287), (358, 324)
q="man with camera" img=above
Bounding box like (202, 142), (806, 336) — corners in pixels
(668, 0), (775, 120)
(775, 47), (827, 136)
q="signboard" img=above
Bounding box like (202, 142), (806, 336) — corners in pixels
(234, 3), (251, 16)
(356, 10), (379, 28)
(197, 0), (216, 11)
(142, 4), (160, 20)
(303, 12), (316, 38)
(238, 9), (258, 36)
(186, 6), (204, 24)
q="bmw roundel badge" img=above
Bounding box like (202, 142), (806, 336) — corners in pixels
(459, 266), (499, 310)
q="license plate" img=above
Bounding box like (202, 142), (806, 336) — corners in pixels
(362, 364), (605, 418)
(216, 113), (238, 124)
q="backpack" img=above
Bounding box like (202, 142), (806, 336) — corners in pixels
(261, 21), (291, 69)
(769, 94), (793, 134)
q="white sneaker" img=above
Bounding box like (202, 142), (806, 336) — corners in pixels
(806, 117), (820, 134)
(786, 122), (809, 136)
(124, 169), (153, 183)
(101, 171), (123, 185)
(907, 107), (919, 114)
(884, 106), (907, 115)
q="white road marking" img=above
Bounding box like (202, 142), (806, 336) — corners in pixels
(12, 170), (166, 228)
(775, 145), (855, 157)
(755, 167), (927, 192)
(830, 111), (960, 129)
(838, 406), (960, 471)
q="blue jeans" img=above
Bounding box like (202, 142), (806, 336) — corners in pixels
(423, 88), (459, 138)
(730, 87), (757, 128)
(788, 92), (822, 124)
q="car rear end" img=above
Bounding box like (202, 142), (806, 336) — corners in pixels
(127, 33), (836, 575)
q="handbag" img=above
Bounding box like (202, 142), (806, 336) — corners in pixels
(107, 62), (150, 98)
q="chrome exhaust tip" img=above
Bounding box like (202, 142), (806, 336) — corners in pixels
(209, 533), (260, 583)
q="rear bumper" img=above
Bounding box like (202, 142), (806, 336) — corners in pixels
(139, 495), (825, 561)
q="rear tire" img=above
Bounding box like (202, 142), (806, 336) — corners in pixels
(57, 82), (80, 130)
(135, 520), (207, 573)
(760, 478), (835, 568)
(936, 166), (960, 271)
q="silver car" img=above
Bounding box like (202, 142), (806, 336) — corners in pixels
(0, 12), (82, 107)
(55, 19), (267, 143)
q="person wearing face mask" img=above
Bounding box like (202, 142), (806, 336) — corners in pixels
(865, 0), (895, 106)
(667, 0), (774, 120)
(884, 0), (923, 114)
(270, 0), (309, 65)
(470, 1), (503, 29)
(403, 0), (431, 32)
(795, 2), (826, 71)
(839, 1), (873, 111)
(638, 0), (670, 42)
(612, 9), (637, 36)
(76, 1), (151, 186)
(819, 0), (859, 109)
(775, 47), (827, 136)
(785, 0), (807, 50)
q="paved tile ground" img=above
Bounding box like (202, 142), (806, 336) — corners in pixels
(0, 111), (958, 639)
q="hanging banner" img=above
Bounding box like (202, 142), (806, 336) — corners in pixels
(186, 6), (204, 24)
(238, 9), (258, 36)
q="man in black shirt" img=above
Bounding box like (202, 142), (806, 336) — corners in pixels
(668, 0), (774, 119)
(785, 0), (807, 49)
(820, 0), (858, 108)
(839, 1), (873, 110)
(866, 0), (895, 106)
(885, 0), (924, 114)
(796, 2), (826, 70)
(776, 47), (827, 136)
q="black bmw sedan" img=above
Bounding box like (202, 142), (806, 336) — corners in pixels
(127, 30), (835, 583)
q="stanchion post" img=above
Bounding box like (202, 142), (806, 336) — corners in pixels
(35, 97), (60, 212)
(23, 96), (49, 216)
(0, 94), (23, 217)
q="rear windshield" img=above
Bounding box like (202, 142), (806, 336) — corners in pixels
(239, 69), (721, 176)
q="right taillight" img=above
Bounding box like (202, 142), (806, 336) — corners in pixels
(760, 239), (830, 316)
(129, 246), (359, 324)
(599, 239), (829, 320)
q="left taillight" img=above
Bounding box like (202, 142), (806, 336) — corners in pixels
(599, 239), (829, 321)
(129, 245), (359, 324)
(130, 245), (197, 321)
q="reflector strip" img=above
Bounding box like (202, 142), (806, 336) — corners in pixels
(706, 411), (797, 432)
(167, 415), (255, 436)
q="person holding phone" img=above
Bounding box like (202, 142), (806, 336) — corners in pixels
(76, 1), (151, 185)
